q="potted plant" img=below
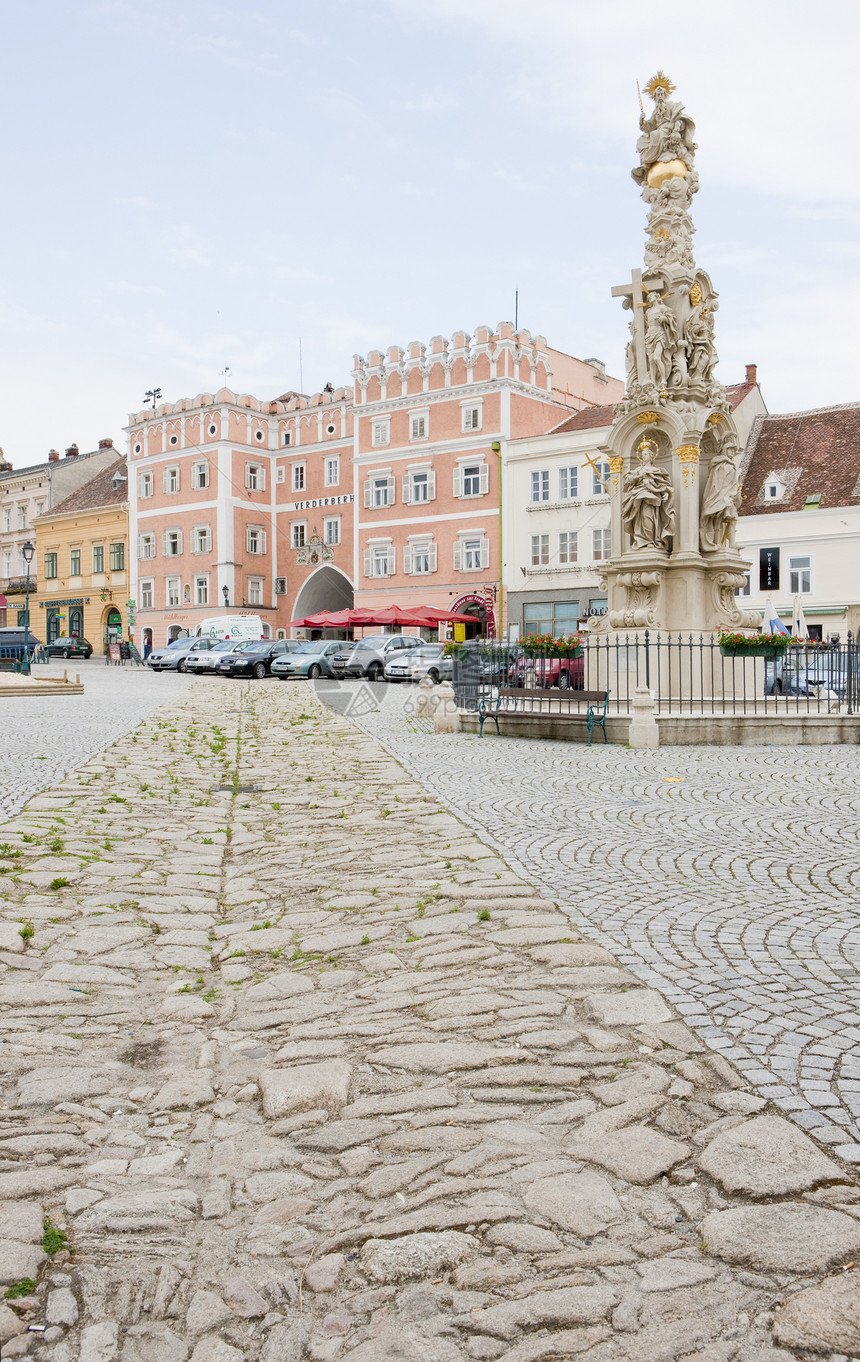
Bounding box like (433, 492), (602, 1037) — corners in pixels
(718, 629), (790, 658)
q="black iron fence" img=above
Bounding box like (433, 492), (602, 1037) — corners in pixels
(451, 634), (860, 717)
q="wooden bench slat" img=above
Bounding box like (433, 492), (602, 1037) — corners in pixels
(478, 686), (610, 745)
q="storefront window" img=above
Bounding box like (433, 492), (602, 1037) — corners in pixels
(523, 600), (581, 638)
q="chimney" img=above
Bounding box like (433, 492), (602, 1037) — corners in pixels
(48, 449), (60, 463)
(745, 363), (757, 386)
(65, 443), (79, 459)
(98, 437), (113, 449)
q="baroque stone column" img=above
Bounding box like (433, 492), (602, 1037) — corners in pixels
(676, 443), (700, 555)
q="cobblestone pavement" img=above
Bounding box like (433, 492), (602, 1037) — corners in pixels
(0, 660), (190, 823)
(318, 680), (860, 1163)
(1, 679), (858, 1361)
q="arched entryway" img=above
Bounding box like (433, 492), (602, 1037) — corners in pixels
(168, 624), (185, 642)
(451, 594), (496, 639)
(102, 605), (122, 651)
(69, 606), (84, 639)
(291, 565), (354, 623)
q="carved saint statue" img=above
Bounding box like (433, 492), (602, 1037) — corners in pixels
(622, 437), (675, 552)
(684, 306), (717, 383)
(625, 319), (637, 385)
(700, 446), (740, 551)
(644, 292), (678, 389)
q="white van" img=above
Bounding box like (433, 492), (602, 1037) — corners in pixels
(194, 614), (264, 642)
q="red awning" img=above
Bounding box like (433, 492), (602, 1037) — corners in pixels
(288, 605), (479, 629)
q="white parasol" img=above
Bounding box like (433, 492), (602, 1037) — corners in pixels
(761, 597), (789, 636)
(791, 594), (809, 641)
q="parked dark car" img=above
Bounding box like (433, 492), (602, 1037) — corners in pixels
(511, 653), (584, 690)
(46, 636), (93, 660)
(217, 639), (294, 679)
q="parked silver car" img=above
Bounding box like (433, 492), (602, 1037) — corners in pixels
(184, 639), (257, 674)
(148, 638), (215, 672)
(383, 643), (452, 684)
(330, 635), (423, 682)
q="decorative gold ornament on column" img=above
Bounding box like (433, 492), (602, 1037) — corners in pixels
(609, 456), (624, 493)
(636, 410), (660, 425)
(677, 444), (699, 488)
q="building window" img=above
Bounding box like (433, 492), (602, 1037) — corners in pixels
(164, 466), (180, 494)
(192, 461), (209, 489)
(531, 470), (550, 503)
(18, 507), (26, 530)
(559, 530), (578, 564)
(364, 543), (394, 577)
(371, 420), (389, 447)
(325, 456), (340, 487)
(406, 468), (435, 504)
(410, 413), (428, 441)
(455, 462), (487, 498)
(167, 576), (180, 606)
(592, 461), (610, 496)
(35, 500), (44, 517)
(405, 540), (436, 575)
(455, 536), (488, 571)
(195, 575), (209, 606)
(283, 430), (292, 446)
(3, 552), (10, 577)
(192, 525), (212, 554)
(246, 525), (266, 554)
(163, 529), (182, 557)
(789, 555), (812, 594)
(291, 522), (306, 549)
(524, 600), (581, 638)
(276, 467), (285, 483)
(44, 552), (58, 579)
(247, 577), (263, 605)
(3, 509), (10, 532)
(559, 466), (578, 500)
(140, 579), (154, 609)
(138, 533), (156, 560)
(364, 473), (394, 509)
(292, 463), (305, 492)
(531, 534), (550, 567)
(70, 549), (81, 576)
(323, 516), (340, 546)
(735, 573), (751, 598)
(110, 542), (125, 571)
(92, 545), (105, 573)
(592, 528), (611, 561)
(246, 463), (265, 492)
(462, 405), (481, 432)
(138, 471), (153, 498)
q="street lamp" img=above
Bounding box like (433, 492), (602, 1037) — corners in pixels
(20, 541), (34, 676)
(222, 585), (229, 608)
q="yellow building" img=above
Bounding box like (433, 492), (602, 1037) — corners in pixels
(34, 460), (130, 655)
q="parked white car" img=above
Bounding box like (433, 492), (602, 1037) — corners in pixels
(383, 643), (453, 684)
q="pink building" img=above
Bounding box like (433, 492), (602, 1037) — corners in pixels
(352, 324), (623, 635)
(127, 385), (354, 649)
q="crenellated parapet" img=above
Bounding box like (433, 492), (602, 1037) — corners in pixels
(351, 322), (555, 403)
(126, 383), (353, 456)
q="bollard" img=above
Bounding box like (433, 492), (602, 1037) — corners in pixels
(628, 685), (658, 749)
(433, 679), (461, 734)
(415, 674), (436, 718)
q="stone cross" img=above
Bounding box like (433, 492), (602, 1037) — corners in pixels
(611, 267), (664, 383)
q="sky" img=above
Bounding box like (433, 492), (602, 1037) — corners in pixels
(2, 0), (859, 465)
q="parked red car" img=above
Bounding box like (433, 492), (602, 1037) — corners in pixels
(512, 654), (584, 690)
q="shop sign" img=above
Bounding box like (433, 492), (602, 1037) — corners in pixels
(285, 493), (355, 512)
(452, 592), (497, 637)
(759, 547), (780, 592)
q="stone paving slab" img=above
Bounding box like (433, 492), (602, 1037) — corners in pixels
(334, 681), (860, 1164)
(0, 679), (857, 1361)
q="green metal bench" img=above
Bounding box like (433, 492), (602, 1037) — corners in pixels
(478, 686), (610, 744)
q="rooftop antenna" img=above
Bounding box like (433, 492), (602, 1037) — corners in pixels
(219, 364), (231, 386)
(637, 79), (644, 115)
(298, 337), (304, 394)
(144, 388), (161, 410)
(515, 290), (518, 331)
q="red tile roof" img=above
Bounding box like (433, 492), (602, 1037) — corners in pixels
(739, 403), (860, 515)
(41, 459), (128, 517)
(549, 403), (617, 435)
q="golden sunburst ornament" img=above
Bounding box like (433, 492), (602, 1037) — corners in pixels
(644, 71), (675, 100)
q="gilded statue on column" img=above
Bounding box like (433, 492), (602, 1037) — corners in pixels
(621, 436), (675, 551)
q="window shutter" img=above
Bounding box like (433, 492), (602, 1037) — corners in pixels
(387, 546), (395, 576)
(386, 475), (395, 505)
(427, 470), (436, 501)
(137, 535), (144, 559)
(162, 470), (170, 493)
(363, 547), (372, 578)
(162, 532), (169, 556)
(479, 463), (489, 495)
(259, 467), (266, 492)
(428, 542), (437, 573)
(176, 531), (183, 555)
(481, 538), (490, 569)
(402, 474), (410, 505)
(260, 531), (267, 554)
(403, 546), (412, 575)
(364, 478), (373, 509)
(453, 467), (462, 498)
(453, 541), (461, 571)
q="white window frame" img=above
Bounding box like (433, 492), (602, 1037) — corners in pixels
(371, 419), (390, 448)
(192, 524), (212, 555)
(789, 555), (813, 595)
(559, 466), (578, 500)
(324, 456), (340, 487)
(410, 410), (429, 442)
(404, 537), (437, 576)
(138, 471), (153, 499)
(291, 462), (306, 492)
(454, 534), (489, 572)
(404, 467), (435, 505)
(138, 532), (156, 560)
(735, 572), (751, 598)
(247, 576), (264, 606)
(461, 402), (482, 433)
(282, 430), (292, 447)
(246, 525), (267, 555)
(18, 506), (26, 529)
(454, 461), (489, 499)
(3, 509), (10, 532)
(164, 466), (180, 494)
(246, 463), (266, 492)
(192, 460), (210, 490)
(531, 470), (550, 504)
(291, 522), (306, 549)
(592, 461), (610, 496)
(166, 576), (181, 607)
(364, 471), (395, 509)
(363, 541), (395, 578)
(163, 528), (183, 557)
(194, 574), (209, 606)
(559, 530), (578, 565)
(323, 515), (340, 546)
(531, 534), (549, 567)
(592, 527), (611, 562)
(139, 578), (154, 609)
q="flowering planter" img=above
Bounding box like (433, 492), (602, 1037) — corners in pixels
(524, 647), (583, 659)
(720, 645), (785, 659)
